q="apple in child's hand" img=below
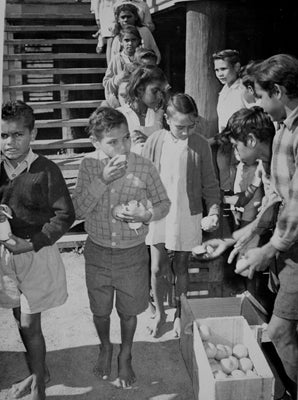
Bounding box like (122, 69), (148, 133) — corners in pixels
(112, 154), (128, 169)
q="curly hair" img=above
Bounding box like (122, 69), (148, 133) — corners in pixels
(2, 100), (35, 131)
(87, 107), (127, 139)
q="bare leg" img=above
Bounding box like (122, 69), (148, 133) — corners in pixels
(117, 312), (137, 388)
(172, 251), (190, 338)
(92, 315), (113, 380)
(148, 244), (169, 337)
(11, 311), (46, 400)
(267, 315), (298, 398)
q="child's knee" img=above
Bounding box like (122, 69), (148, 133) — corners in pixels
(151, 262), (165, 277)
(117, 311), (136, 322)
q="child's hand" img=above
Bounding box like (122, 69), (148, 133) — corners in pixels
(1, 234), (33, 254)
(194, 238), (233, 259)
(224, 195), (238, 205)
(201, 215), (219, 232)
(119, 202), (152, 223)
(0, 205), (12, 222)
(102, 155), (128, 184)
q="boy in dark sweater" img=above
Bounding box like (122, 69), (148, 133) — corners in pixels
(0, 101), (75, 400)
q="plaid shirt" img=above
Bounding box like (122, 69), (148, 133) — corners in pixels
(269, 106), (298, 251)
(73, 150), (170, 248)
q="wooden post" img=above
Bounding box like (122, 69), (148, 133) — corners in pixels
(185, 0), (226, 138)
(0, 0), (6, 108)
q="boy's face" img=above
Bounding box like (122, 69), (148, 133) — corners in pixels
(230, 136), (259, 166)
(254, 82), (285, 122)
(1, 119), (35, 166)
(166, 110), (196, 141)
(94, 122), (131, 158)
(214, 59), (239, 87)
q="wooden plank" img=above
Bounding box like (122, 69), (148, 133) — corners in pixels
(57, 233), (87, 249)
(4, 82), (104, 92)
(0, 1), (5, 107)
(31, 138), (92, 150)
(5, 39), (96, 45)
(3, 68), (105, 76)
(35, 118), (88, 128)
(5, 25), (96, 32)
(28, 100), (103, 110)
(6, 14), (93, 20)
(4, 53), (104, 61)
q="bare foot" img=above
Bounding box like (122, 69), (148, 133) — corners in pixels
(30, 379), (45, 400)
(172, 316), (181, 338)
(147, 313), (166, 337)
(9, 368), (50, 399)
(116, 353), (136, 388)
(93, 344), (113, 380)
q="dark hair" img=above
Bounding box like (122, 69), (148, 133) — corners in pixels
(166, 93), (198, 117)
(88, 107), (127, 139)
(134, 47), (157, 66)
(114, 3), (142, 35)
(2, 100), (35, 131)
(212, 49), (241, 66)
(119, 24), (141, 43)
(126, 65), (167, 104)
(240, 60), (262, 89)
(253, 54), (298, 99)
(223, 106), (275, 146)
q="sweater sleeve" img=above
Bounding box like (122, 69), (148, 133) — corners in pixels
(31, 161), (75, 252)
(102, 56), (122, 99)
(200, 137), (221, 215)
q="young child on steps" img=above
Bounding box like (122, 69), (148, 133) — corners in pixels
(143, 93), (220, 337)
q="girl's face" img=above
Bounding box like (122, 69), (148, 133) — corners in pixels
(118, 11), (137, 28)
(166, 110), (197, 140)
(121, 33), (140, 56)
(254, 82), (285, 122)
(139, 80), (165, 109)
(214, 59), (239, 87)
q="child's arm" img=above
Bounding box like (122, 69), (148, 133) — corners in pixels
(72, 157), (108, 220)
(138, 27), (161, 64)
(145, 163), (171, 222)
(102, 56), (124, 98)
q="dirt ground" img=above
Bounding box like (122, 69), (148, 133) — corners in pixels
(0, 251), (194, 400)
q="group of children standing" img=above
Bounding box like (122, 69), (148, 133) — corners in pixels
(0, 3), (298, 398)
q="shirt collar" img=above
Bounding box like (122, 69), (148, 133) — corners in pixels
(2, 148), (38, 179)
(283, 105), (298, 131)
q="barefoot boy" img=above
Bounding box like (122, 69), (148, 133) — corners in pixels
(72, 107), (170, 388)
(0, 101), (75, 400)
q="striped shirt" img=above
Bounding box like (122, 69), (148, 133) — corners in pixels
(270, 105), (298, 251)
(72, 150), (170, 249)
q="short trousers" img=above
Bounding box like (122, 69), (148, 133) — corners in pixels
(13, 244), (68, 314)
(271, 243), (298, 320)
(84, 238), (149, 317)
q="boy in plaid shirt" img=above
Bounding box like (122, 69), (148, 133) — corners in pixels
(73, 107), (170, 388)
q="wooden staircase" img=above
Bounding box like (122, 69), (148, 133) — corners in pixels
(3, 0), (108, 247)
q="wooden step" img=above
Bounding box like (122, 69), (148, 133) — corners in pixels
(31, 138), (92, 150)
(6, 13), (93, 20)
(5, 39), (97, 46)
(35, 118), (89, 128)
(4, 53), (105, 61)
(3, 67), (106, 76)
(4, 82), (104, 92)
(5, 25), (96, 32)
(28, 100), (103, 110)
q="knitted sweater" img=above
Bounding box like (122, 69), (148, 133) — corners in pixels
(142, 129), (220, 216)
(0, 155), (75, 252)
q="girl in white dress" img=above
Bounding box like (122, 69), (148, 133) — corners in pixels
(143, 93), (221, 337)
(118, 64), (168, 154)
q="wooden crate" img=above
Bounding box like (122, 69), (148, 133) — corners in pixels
(193, 316), (274, 400)
(187, 255), (224, 299)
(180, 293), (268, 379)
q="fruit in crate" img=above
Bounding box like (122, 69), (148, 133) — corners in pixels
(220, 356), (239, 374)
(213, 370), (227, 379)
(204, 342), (217, 359)
(199, 324), (211, 341)
(232, 343), (248, 359)
(239, 357), (253, 372)
(209, 359), (222, 372)
(215, 344), (229, 360)
(231, 369), (246, 378)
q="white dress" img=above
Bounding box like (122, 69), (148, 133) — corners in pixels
(146, 132), (202, 251)
(117, 103), (163, 154)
